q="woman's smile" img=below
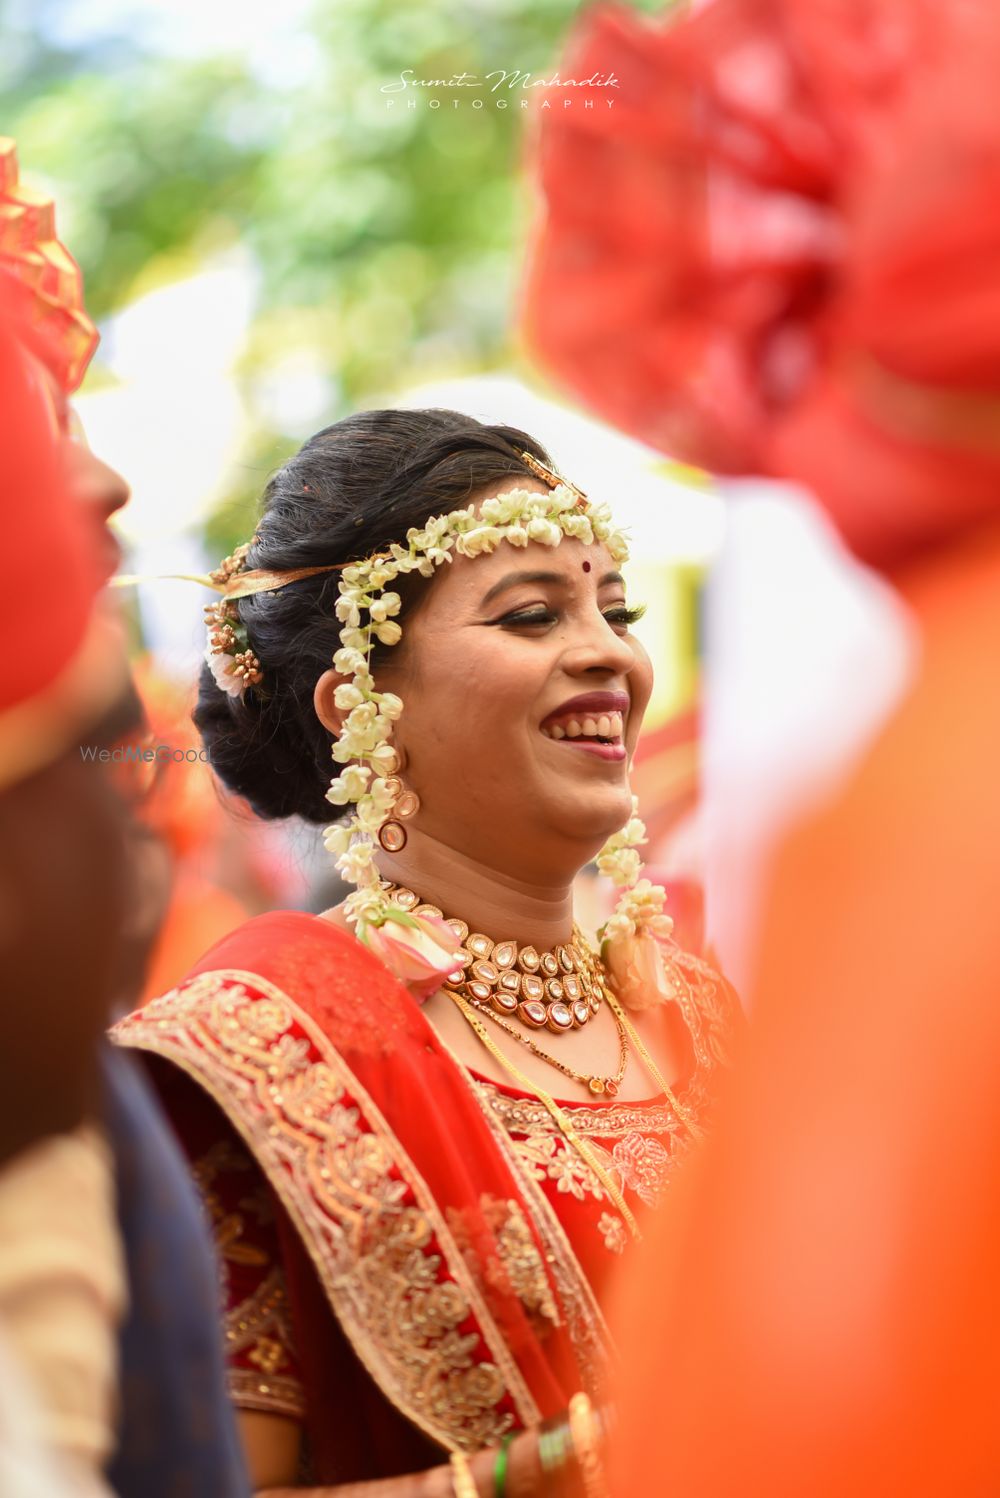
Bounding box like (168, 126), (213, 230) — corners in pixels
(539, 688), (628, 761)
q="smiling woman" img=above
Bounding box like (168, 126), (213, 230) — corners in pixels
(111, 408), (741, 1498)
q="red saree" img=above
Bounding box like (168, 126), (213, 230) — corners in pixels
(111, 910), (735, 1482)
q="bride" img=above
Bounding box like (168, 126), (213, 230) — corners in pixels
(113, 407), (740, 1496)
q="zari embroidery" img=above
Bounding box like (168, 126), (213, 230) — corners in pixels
(665, 944), (741, 1072)
(597, 1213), (627, 1255)
(490, 1199), (561, 1330)
(464, 1078), (616, 1403)
(224, 1269), (305, 1418)
(512, 1132), (610, 1204)
(112, 971), (541, 1451)
(475, 1084), (687, 1141)
(191, 1138), (305, 1417)
(472, 948), (736, 1242)
(447, 1196), (561, 1339)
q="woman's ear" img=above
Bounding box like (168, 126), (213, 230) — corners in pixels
(313, 668), (350, 736)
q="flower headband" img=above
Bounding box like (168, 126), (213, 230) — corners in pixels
(199, 451), (672, 986)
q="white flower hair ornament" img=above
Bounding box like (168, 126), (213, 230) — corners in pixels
(199, 453), (674, 1011)
(595, 803), (677, 1012)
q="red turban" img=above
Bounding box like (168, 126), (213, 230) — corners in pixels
(0, 137), (99, 394)
(0, 275), (125, 788)
(521, 0), (1000, 568)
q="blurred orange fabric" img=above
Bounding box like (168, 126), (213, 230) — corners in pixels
(612, 515), (1000, 1495)
(523, 0), (1000, 1488)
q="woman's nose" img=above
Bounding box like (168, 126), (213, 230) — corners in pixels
(562, 615), (638, 677)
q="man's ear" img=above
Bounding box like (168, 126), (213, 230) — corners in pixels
(313, 668), (351, 736)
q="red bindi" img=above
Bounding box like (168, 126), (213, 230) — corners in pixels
(582, 560), (591, 573)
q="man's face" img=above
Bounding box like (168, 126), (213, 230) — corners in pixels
(29, 356), (130, 581)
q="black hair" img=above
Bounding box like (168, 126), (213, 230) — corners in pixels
(193, 407), (552, 822)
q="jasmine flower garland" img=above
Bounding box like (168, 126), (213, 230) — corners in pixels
(319, 482), (662, 968)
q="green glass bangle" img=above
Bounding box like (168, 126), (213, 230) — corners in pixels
(493, 1432), (515, 1498)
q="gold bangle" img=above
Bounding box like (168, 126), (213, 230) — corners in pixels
(450, 1449), (478, 1498)
(568, 1391), (610, 1498)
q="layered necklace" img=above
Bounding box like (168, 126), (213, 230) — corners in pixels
(382, 883), (629, 1096)
(381, 883), (705, 1239)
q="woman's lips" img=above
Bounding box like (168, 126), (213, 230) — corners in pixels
(552, 738), (627, 762)
(540, 704), (628, 764)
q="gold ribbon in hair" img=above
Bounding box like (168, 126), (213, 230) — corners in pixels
(111, 562), (346, 598)
(111, 449), (586, 597)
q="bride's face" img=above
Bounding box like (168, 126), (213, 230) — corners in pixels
(373, 484), (653, 878)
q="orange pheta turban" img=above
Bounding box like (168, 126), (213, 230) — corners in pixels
(0, 137), (99, 393)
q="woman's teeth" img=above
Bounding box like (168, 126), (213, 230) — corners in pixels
(542, 711), (624, 742)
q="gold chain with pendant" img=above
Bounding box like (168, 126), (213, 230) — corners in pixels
(380, 880), (706, 1134)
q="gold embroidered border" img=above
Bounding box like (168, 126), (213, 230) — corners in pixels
(228, 1366), (306, 1420)
(666, 946), (740, 1074)
(461, 1070), (616, 1403)
(474, 1081), (689, 1141)
(111, 970), (541, 1451)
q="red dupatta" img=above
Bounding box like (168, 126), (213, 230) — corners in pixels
(111, 911), (613, 1454)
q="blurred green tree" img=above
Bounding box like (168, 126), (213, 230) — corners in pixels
(2, 0), (667, 540)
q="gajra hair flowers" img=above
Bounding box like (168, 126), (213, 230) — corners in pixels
(317, 472), (674, 1013)
(320, 481), (629, 940)
(198, 455), (677, 1012)
(595, 804), (677, 1012)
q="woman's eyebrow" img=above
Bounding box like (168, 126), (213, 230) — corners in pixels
(480, 569), (623, 607)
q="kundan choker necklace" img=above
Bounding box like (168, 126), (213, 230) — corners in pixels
(382, 883), (604, 1028)
(381, 883), (630, 1096)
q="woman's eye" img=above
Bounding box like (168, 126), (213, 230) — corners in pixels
(603, 604), (647, 629)
(495, 603), (647, 630)
(497, 609), (558, 628)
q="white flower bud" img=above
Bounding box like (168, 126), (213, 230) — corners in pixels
(333, 683), (365, 711)
(373, 619), (402, 646)
(376, 692), (404, 721)
(322, 823), (352, 854)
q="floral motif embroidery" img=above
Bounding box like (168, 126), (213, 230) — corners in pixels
(610, 1133), (674, 1209)
(472, 944), (741, 1253)
(224, 1268), (304, 1417)
(597, 1212), (627, 1255)
(477, 1087), (685, 1220)
(192, 1138), (270, 1268)
(513, 1132), (609, 1204)
(112, 971), (540, 1450)
(191, 1138), (305, 1417)
(476, 1084), (685, 1141)
(485, 1196), (561, 1330)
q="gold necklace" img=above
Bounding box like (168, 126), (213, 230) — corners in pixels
(447, 988), (642, 1239)
(378, 881), (706, 1239)
(381, 883), (604, 1033)
(477, 995), (630, 1096)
